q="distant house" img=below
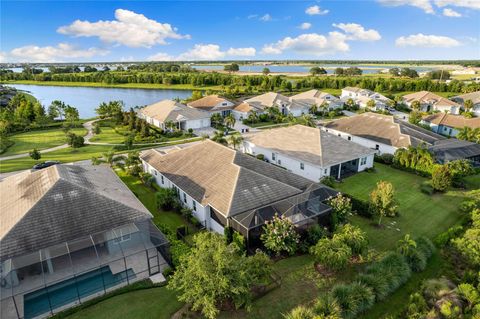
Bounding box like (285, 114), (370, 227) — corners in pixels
(186, 95), (235, 117)
(0, 165), (170, 319)
(428, 139), (480, 165)
(323, 113), (437, 154)
(140, 140), (338, 246)
(340, 87), (391, 111)
(242, 125), (375, 181)
(421, 113), (480, 137)
(244, 92), (305, 116)
(402, 91), (461, 114)
(138, 100), (211, 131)
(290, 89), (344, 111)
(451, 91), (480, 117)
(232, 102), (264, 121)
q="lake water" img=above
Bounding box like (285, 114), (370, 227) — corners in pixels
(7, 84), (192, 119)
(192, 64), (437, 74)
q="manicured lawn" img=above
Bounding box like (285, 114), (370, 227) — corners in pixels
(90, 126), (125, 144)
(63, 286), (182, 319)
(0, 144), (114, 173)
(2, 127), (86, 156)
(336, 163), (465, 252)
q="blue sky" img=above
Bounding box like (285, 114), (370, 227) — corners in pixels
(1, 0), (479, 62)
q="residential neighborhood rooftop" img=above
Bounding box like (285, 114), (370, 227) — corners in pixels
(452, 91), (480, 104)
(0, 165), (152, 261)
(140, 140), (316, 218)
(244, 125), (375, 167)
(186, 95), (233, 111)
(422, 113), (480, 129)
(429, 139), (480, 163)
(402, 91), (460, 107)
(139, 100), (209, 122)
(324, 112), (443, 148)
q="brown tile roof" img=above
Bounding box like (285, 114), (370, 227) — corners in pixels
(234, 102), (257, 113)
(324, 112), (443, 148)
(140, 140), (315, 218)
(402, 91), (460, 107)
(422, 113), (480, 129)
(0, 165), (152, 260)
(245, 92), (290, 109)
(452, 91), (480, 105)
(290, 89), (341, 106)
(187, 95), (234, 111)
(139, 100), (210, 122)
(244, 125), (375, 167)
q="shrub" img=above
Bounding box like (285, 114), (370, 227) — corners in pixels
(320, 176), (336, 187)
(416, 237), (435, 259)
(331, 283), (374, 318)
(370, 180), (398, 225)
(349, 282), (375, 313)
(350, 196), (372, 218)
(357, 273), (389, 301)
(431, 165), (452, 192)
(283, 305), (315, 319)
(224, 226), (234, 244)
(256, 154), (265, 161)
(261, 214), (300, 256)
(67, 133), (84, 148)
(374, 153), (394, 165)
(156, 188), (179, 211)
(333, 224), (368, 255)
(327, 193), (352, 227)
(305, 224), (327, 246)
(365, 252), (411, 294)
(310, 237), (352, 271)
(162, 266), (174, 277)
(29, 148), (41, 160)
(420, 181), (434, 195)
(232, 231), (246, 254)
(435, 225), (464, 247)
(312, 294), (342, 318)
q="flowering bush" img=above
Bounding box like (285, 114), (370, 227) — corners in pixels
(261, 214), (300, 256)
(327, 193), (352, 228)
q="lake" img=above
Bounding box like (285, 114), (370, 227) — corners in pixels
(7, 84), (192, 119)
(192, 64), (438, 74)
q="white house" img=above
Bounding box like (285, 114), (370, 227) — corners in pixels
(451, 91), (480, 117)
(421, 113), (480, 138)
(140, 140), (338, 245)
(242, 125), (375, 181)
(340, 86), (391, 111)
(290, 89), (344, 111)
(322, 112), (443, 155)
(402, 91), (461, 114)
(244, 92), (305, 116)
(137, 100), (211, 131)
(232, 102), (265, 121)
(186, 95), (235, 117)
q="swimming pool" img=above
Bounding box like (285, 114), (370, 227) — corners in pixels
(24, 266), (135, 319)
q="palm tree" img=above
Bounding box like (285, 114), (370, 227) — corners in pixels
(211, 130), (228, 145)
(228, 133), (244, 150)
(210, 113), (223, 128)
(309, 104), (318, 115)
(164, 120), (176, 132)
(411, 100), (421, 111)
(265, 106), (280, 119)
(246, 111), (258, 124)
(297, 114), (316, 127)
(319, 102), (329, 118)
(223, 113), (236, 132)
(397, 234), (417, 258)
(91, 150), (126, 168)
(464, 99), (474, 112)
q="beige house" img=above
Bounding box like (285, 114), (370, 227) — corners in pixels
(186, 95), (235, 117)
(290, 89), (344, 111)
(451, 91), (480, 117)
(402, 91), (461, 114)
(421, 113), (480, 137)
(244, 92), (305, 116)
(138, 100), (211, 131)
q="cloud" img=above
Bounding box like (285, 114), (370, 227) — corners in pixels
(305, 5), (329, 15)
(259, 14), (272, 21)
(332, 23), (381, 41)
(435, 0), (480, 10)
(148, 44), (256, 61)
(5, 43), (109, 62)
(299, 22), (312, 30)
(377, 0), (435, 14)
(261, 32), (349, 56)
(0, 52), (6, 63)
(57, 9), (189, 48)
(442, 8), (462, 17)
(395, 33), (461, 47)
(247, 14), (259, 19)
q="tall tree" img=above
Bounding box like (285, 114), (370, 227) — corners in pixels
(370, 180), (398, 225)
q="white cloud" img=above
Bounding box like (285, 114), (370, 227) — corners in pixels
(305, 5), (329, 15)
(442, 8), (462, 17)
(5, 43), (109, 62)
(260, 14), (272, 21)
(247, 14), (259, 19)
(57, 9), (189, 48)
(261, 32), (349, 56)
(148, 45), (256, 61)
(0, 52), (6, 63)
(226, 47), (256, 56)
(395, 33), (461, 47)
(377, 0), (435, 14)
(435, 0), (480, 10)
(332, 23), (381, 41)
(299, 22), (312, 30)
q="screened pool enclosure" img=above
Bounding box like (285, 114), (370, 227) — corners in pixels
(0, 220), (170, 319)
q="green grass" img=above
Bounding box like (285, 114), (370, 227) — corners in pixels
(90, 126), (125, 144)
(2, 127), (87, 156)
(0, 144), (114, 173)
(464, 174), (480, 190)
(336, 163), (465, 252)
(63, 286), (182, 319)
(2, 80), (224, 91)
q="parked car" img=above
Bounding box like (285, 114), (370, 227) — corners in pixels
(33, 161), (61, 170)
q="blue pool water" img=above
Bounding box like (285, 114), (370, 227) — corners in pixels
(24, 266), (135, 319)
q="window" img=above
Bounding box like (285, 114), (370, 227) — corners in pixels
(183, 193), (187, 204)
(361, 157), (367, 165)
(161, 175), (164, 184)
(338, 134), (341, 137)
(375, 144), (380, 150)
(347, 136), (352, 141)
(154, 170), (157, 176)
(300, 163), (305, 170)
(278, 159), (282, 165)
(193, 201), (197, 211)
(324, 169), (328, 174)
(272, 153), (276, 161)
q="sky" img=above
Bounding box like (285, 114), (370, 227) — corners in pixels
(1, 0), (479, 63)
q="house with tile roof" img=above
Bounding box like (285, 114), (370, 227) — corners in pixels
(451, 91), (480, 117)
(138, 99), (211, 131)
(186, 95), (235, 117)
(340, 86), (391, 111)
(242, 125), (375, 181)
(140, 140), (337, 245)
(421, 113), (480, 138)
(402, 91), (461, 114)
(244, 92), (305, 116)
(0, 165), (170, 319)
(290, 89), (343, 111)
